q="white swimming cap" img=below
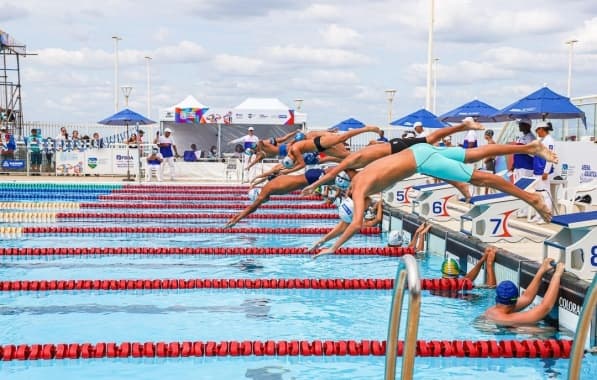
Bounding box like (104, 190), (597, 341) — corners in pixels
(164, 128), (172, 133)
(282, 156), (294, 169)
(335, 171), (351, 190)
(248, 188), (261, 202)
(245, 148), (254, 156)
(364, 207), (376, 220)
(338, 197), (354, 223)
(388, 230), (403, 247)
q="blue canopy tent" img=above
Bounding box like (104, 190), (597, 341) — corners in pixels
(391, 108), (447, 128)
(98, 108), (156, 181)
(491, 86), (586, 125)
(439, 99), (500, 123)
(330, 117), (365, 132)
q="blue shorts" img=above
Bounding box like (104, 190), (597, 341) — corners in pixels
(409, 144), (472, 183)
(305, 168), (325, 185)
(278, 144), (287, 157)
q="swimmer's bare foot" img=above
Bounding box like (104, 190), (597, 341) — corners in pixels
(461, 116), (485, 131)
(452, 181), (472, 202)
(528, 140), (558, 163)
(301, 185), (316, 196)
(365, 125), (382, 135)
(312, 248), (334, 259)
(529, 191), (552, 222)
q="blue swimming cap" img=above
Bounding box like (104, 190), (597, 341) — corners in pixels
(335, 171), (351, 190)
(303, 152), (318, 165)
(248, 188), (261, 202)
(338, 197), (354, 223)
(282, 156), (294, 169)
(295, 132), (306, 142)
(495, 281), (519, 305)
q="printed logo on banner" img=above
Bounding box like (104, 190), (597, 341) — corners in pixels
(87, 157), (98, 169)
(1, 160), (25, 169)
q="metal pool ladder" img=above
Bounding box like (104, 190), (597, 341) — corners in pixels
(568, 273), (597, 380)
(384, 255), (421, 380)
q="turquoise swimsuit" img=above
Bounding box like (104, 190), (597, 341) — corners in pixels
(409, 144), (472, 182)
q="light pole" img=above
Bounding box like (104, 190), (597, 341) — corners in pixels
(432, 58), (439, 114)
(565, 39), (578, 139)
(144, 56), (152, 118)
(294, 98), (304, 111)
(425, 0), (435, 110)
(112, 36), (122, 112)
(385, 89), (397, 125)
(121, 85), (133, 108)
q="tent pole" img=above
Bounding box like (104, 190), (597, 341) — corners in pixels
(217, 123), (221, 159)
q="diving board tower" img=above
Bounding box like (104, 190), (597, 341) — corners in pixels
(544, 211), (597, 281)
(0, 30), (26, 137)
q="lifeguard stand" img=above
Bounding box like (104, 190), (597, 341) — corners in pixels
(543, 211), (597, 281)
(0, 30), (27, 137)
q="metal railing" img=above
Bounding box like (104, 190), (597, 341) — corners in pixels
(384, 254), (421, 380)
(568, 273), (597, 380)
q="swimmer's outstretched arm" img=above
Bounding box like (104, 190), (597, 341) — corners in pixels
(275, 130), (299, 144)
(307, 221), (349, 253)
(464, 246), (496, 287)
(252, 164), (283, 183)
(224, 194), (270, 228)
(302, 150), (368, 195)
(514, 258), (555, 311)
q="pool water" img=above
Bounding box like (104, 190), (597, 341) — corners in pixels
(1, 189), (596, 379)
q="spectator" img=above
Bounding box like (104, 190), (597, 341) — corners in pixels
(183, 143), (203, 162)
(137, 130), (145, 144)
(157, 127), (179, 181)
(229, 126), (260, 150)
(26, 128), (43, 174)
(376, 130), (388, 143)
(483, 130), (496, 173)
(234, 144), (244, 158)
(44, 137), (54, 171)
(55, 127), (68, 141)
(1, 125), (16, 160)
(413, 122), (428, 138)
(71, 130), (80, 141)
(127, 133), (138, 146)
(207, 145), (218, 161)
(145, 146), (163, 182)
(484, 259), (564, 326)
(92, 132), (104, 148)
(461, 129), (478, 149)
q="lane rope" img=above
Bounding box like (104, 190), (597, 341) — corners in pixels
(0, 277), (472, 292)
(0, 339), (573, 360)
(81, 203), (335, 209)
(99, 195), (322, 201)
(16, 226), (380, 235)
(0, 246), (413, 256)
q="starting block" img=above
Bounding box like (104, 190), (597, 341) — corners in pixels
(383, 174), (429, 208)
(543, 211), (597, 281)
(460, 178), (537, 242)
(411, 182), (461, 221)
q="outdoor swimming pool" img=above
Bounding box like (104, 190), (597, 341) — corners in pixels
(0, 183), (595, 379)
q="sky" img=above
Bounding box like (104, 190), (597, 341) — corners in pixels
(1, 0), (596, 127)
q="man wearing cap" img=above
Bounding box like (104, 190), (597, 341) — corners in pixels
(229, 127), (260, 180)
(413, 121), (428, 138)
(157, 128), (179, 181)
(512, 118), (536, 217)
(484, 258), (564, 326)
(0, 125), (16, 161)
(531, 123), (557, 223)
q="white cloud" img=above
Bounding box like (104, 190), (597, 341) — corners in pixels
(0, 4), (29, 21)
(321, 24), (362, 48)
(154, 27), (170, 43)
(266, 45), (373, 67)
(302, 3), (339, 20)
(212, 54), (265, 75)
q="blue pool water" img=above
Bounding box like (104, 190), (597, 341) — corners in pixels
(1, 187), (596, 379)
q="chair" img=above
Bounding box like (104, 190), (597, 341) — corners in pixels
(225, 158), (240, 181)
(558, 179), (597, 214)
(183, 151), (197, 162)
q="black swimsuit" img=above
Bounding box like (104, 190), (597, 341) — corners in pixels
(389, 137), (427, 154)
(313, 136), (325, 152)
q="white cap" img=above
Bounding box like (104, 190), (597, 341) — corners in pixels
(388, 230), (403, 247)
(413, 121), (423, 128)
(164, 128), (172, 133)
(338, 197), (354, 223)
(248, 188), (261, 202)
(248, 127), (255, 131)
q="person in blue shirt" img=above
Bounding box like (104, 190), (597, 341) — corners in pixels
(26, 128), (44, 173)
(376, 130), (388, 143)
(1, 125), (16, 160)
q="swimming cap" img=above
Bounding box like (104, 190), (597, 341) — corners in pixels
(303, 152), (318, 165)
(495, 281), (519, 305)
(245, 148), (254, 156)
(248, 188), (261, 202)
(364, 206), (376, 220)
(441, 258), (461, 278)
(282, 156), (294, 169)
(335, 171), (351, 190)
(388, 230), (403, 247)
(338, 197), (354, 223)
(295, 132), (306, 141)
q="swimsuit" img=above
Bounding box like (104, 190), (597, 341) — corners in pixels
(278, 144), (287, 156)
(390, 137), (427, 154)
(269, 137), (278, 146)
(305, 168), (325, 185)
(409, 144), (472, 183)
(313, 136), (325, 152)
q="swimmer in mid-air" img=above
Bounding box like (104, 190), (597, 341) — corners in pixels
(246, 130), (306, 170)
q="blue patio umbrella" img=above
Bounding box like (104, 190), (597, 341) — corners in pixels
(391, 108), (447, 128)
(492, 86), (586, 125)
(330, 117), (365, 132)
(439, 99), (500, 123)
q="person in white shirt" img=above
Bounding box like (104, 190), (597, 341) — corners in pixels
(229, 127), (260, 181)
(157, 128), (179, 181)
(512, 118), (537, 218)
(531, 123), (556, 223)
(145, 147), (163, 182)
(413, 122), (428, 138)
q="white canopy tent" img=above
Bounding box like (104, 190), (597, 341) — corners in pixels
(160, 95), (208, 122)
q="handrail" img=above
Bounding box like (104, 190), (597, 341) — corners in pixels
(385, 254), (421, 380)
(568, 273), (597, 380)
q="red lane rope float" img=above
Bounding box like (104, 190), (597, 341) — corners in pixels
(0, 246), (414, 257)
(123, 185), (251, 190)
(81, 203), (335, 209)
(55, 212), (339, 220)
(99, 195), (322, 201)
(0, 339), (573, 360)
(0, 277), (473, 292)
(20, 227), (381, 235)
(113, 189), (304, 195)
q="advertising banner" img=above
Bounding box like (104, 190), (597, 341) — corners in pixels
(200, 109), (295, 125)
(111, 148), (139, 175)
(175, 107), (208, 124)
(84, 149), (114, 175)
(55, 151), (85, 175)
